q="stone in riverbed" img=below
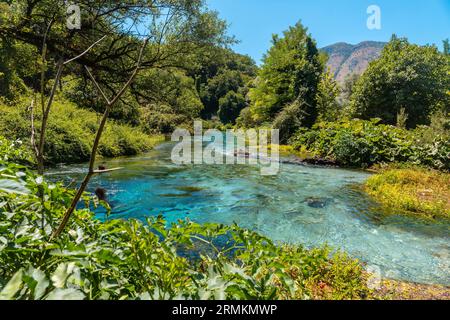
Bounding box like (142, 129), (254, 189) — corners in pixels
(304, 197), (333, 209)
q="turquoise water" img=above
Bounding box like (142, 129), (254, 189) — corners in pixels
(48, 142), (450, 285)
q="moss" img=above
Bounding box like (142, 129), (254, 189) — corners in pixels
(365, 167), (450, 220)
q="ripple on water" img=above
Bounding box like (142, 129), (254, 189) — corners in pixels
(47, 143), (450, 285)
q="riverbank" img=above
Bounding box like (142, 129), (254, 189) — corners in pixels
(375, 280), (449, 300)
(0, 100), (165, 165)
(365, 167), (450, 220)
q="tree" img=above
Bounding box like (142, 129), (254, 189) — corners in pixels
(0, 40), (36, 101)
(218, 91), (246, 124)
(200, 69), (244, 118)
(339, 73), (360, 107)
(316, 70), (340, 122)
(186, 47), (256, 119)
(444, 39), (450, 56)
(349, 37), (450, 128)
(0, 0), (232, 237)
(249, 21), (324, 127)
(272, 97), (307, 144)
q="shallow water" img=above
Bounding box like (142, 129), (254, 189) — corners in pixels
(48, 142), (450, 285)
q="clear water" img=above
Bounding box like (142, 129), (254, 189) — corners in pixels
(47, 142), (450, 285)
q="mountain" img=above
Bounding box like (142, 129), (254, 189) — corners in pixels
(321, 41), (386, 84)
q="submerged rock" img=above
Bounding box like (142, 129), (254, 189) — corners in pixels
(304, 197), (333, 209)
(175, 186), (204, 193)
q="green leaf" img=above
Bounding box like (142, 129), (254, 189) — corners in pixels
(0, 269), (23, 300)
(51, 263), (75, 288)
(31, 268), (49, 300)
(45, 288), (85, 300)
(0, 179), (30, 195)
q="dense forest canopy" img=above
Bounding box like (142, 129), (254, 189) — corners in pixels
(349, 36), (450, 128)
(0, 1), (448, 158)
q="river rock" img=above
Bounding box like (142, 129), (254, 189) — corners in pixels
(304, 197), (333, 209)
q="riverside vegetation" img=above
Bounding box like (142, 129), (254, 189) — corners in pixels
(0, 138), (374, 300)
(0, 0), (449, 300)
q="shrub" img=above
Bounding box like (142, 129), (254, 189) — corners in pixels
(0, 98), (163, 164)
(365, 168), (450, 219)
(236, 107), (256, 128)
(272, 100), (306, 144)
(0, 136), (34, 166)
(290, 119), (450, 170)
(140, 104), (190, 134)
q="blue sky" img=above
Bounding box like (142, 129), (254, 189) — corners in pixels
(207, 0), (450, 64)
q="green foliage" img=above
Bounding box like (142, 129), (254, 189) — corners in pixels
(0, 136), (34, 166)
(189, 48), (256, 120)
(140, 104), (191, 135)
(443, 39), (450, 56)
(0, 157), (373, 300)
(134, 69), (204, 125)
(218, 91), (246, 124)
(349, 37), (450, 128)
(272, 99), (306, 144)
(365, 168), (450, 219)
(62, 76), (142, 126)
(0, 39), (36, 101)
(316, 70), (341, 122)
(339, 73), (360, 107)
(235, 107), (257, 128)
(0, 98), (163, 164)
(290, 119), (450, 170)
(396, 108), (408, 128)
(0, 0), (235, 130)
(249, 21), (323, 126)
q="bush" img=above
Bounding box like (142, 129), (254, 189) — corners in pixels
(140, 104), (190, 134)
(365, 168), (450, 219)
(236, 107), (256, 128)
(0, 158), (374, 300)
(218, 91), (246, 124)
(349, 37), (450, 128)
(0, 136), (34, 166)
(272, 100), (306, 144)
(0, 98), (163, 164)
(290, 119), (450, 170)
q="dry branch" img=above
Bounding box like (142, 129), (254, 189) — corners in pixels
(51, 38), (149, 239)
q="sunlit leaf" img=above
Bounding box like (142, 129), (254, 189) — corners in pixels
(45, 288), (85, 300)
(0, 179), (30, 195)
(0, 269), (23, 300)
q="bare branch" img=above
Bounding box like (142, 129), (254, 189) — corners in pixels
(84, 66), (111, 104)
(63, 35), (107, 65)
(35, 36), (108, 175)
(51, 38), (150, 240)
(93, 167), (124, 174)
(109, 38), (149, 107)
(28, 99), (39, 158)
(37, 58), (63, 174)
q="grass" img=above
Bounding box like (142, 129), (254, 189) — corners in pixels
(365, 167), (450, 220)
(0, 97), (164, 164)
